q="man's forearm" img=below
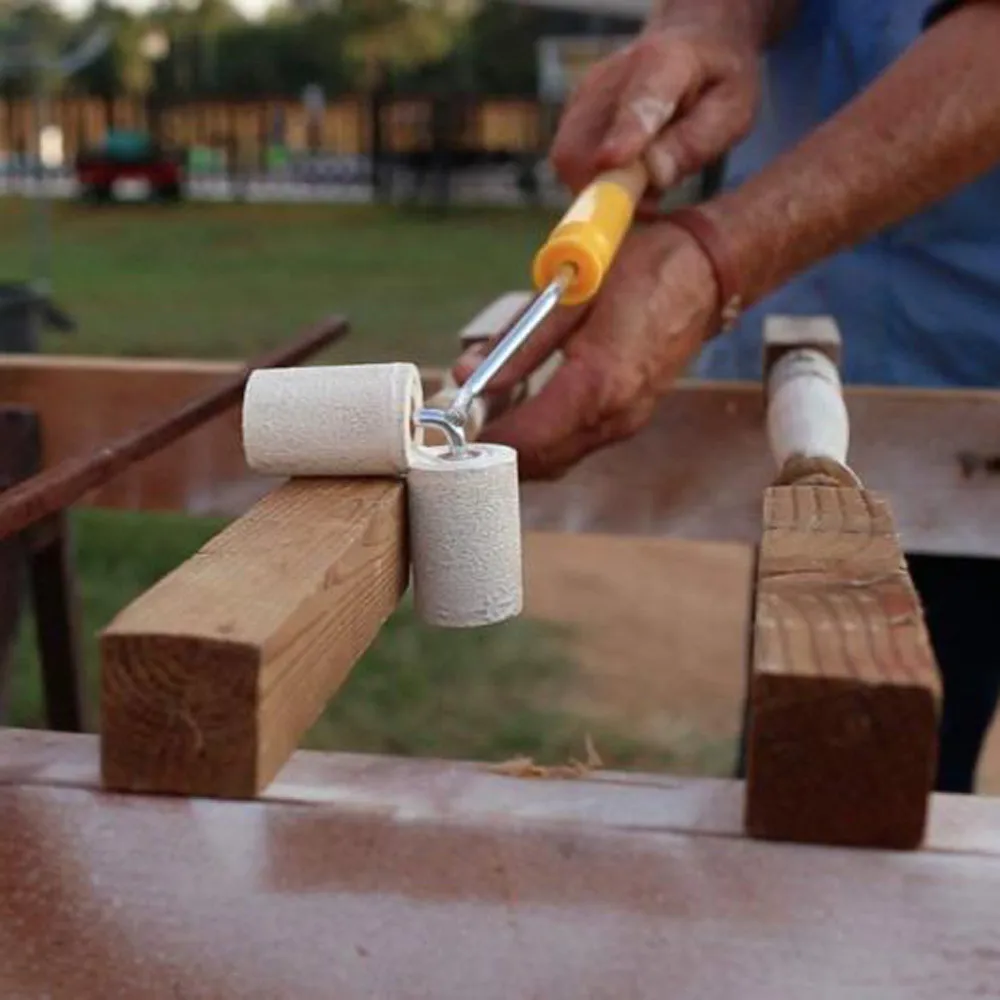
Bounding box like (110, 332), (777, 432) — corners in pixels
(650, 0), (798, 47)
(701, 1), (1000, 310)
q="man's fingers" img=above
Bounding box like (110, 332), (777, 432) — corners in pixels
(550, 55), (630, 193)
(479, 358), (657, 481)
(645, 144), (680, 190)
(596, 41), (699, 169)
(647, 81), (754, 182)
(451, 301), (587, 395)
(476, 358), (599, 474)
(551, 29), (755, 193)
(452, 341), (489, 385)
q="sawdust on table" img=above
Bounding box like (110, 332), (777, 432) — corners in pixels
(490, 734), (603, 780)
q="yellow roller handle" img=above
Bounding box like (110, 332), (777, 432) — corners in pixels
(532, 161), (648, 307)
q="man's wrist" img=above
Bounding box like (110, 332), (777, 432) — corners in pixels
(664, 207), (745, 333)
(697, 192), (773, 312)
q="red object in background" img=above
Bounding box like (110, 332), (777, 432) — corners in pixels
(75, 133), (185, 202)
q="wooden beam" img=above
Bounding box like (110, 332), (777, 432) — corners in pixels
(3, 730), (1000, 1000)
(0, 354), (261, 514)
(0, 294), (511, 518)
(99, 478), (408, 799)
(0, 359), (441, 520)
(4, 355), (999, 555)
(744, 485), (941, 849)
(0, 407), (40, 716)
(520, 380), (1000, 558)
(0, 317), (348, 543)
(458, 291), (533, 344)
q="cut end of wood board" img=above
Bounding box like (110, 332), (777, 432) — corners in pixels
(745, 484), (941, 850)
(99, 634), (261, 797)
(100, 478), (409, 799)
(745, 673), (939, 849)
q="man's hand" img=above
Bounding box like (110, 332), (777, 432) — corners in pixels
(452, 225), (720, 480)
(550, 18), (760, 197)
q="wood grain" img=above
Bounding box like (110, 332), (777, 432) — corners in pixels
(99, 478), (408, 798)
(523, 531), (753, 750)
(3, 730), (1000, 1000)
(0, 356), (452, 517)
(0, 353), (259, 513)
(5, 355), (998, 553)
(745, 485), (942, 849)
(520, 380), (1000, 558)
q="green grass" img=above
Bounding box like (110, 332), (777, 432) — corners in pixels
(0, 199), (554, 364)
(0, 198), (710, 772)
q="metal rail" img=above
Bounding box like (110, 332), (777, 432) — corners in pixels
(0, 314), (349, 542)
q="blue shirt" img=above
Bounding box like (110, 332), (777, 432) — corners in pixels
(694, 0), (1000, 388)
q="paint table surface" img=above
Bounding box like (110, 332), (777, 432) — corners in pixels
(2, 729), (1000, 1000)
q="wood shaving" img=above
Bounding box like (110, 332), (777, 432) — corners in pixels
(489, 735), (603, 780)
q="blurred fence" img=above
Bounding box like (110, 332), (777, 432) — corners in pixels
(0, 92), (562, 207)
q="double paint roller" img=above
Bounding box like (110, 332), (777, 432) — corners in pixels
(243, 363), (523, 630)
(243, 162), (651, 629)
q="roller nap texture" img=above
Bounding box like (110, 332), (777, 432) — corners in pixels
(242, 363), (423, 477)
(408, 444), (522, 628)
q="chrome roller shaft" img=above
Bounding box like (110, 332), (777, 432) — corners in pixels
(415, 267), (573, 457)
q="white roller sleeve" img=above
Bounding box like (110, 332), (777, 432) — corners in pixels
(767, 348), (850, 470)
(242, 363), (423, 477)
(408, 444), (523, 629)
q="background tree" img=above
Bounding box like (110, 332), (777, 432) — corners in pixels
(2, 0), (639, 101)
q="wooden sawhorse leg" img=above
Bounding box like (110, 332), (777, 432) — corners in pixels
(0, 406), (85, 731)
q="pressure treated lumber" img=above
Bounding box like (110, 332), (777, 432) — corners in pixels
(4, 730), (1000, 1000)
(745, 485), (942, 849)
(0, 317), (348, 541)
(100, 477), (407, 798)
(519, 380), (1000, 557)
(5, 353), (998, 550)
(0, 354), (248, 513)
(0, 358), (443, 517)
